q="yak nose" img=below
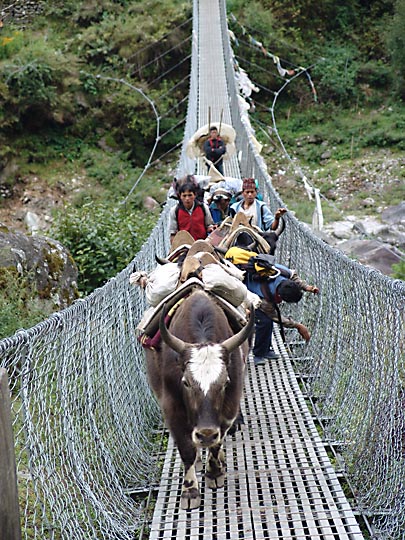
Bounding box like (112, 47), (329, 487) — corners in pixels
(193, 427), (221, 447)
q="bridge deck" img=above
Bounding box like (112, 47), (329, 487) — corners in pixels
(149, 332), (364, 540)
(149, 1), (364, 538)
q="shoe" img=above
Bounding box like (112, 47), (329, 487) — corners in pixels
(266, 349), (279, 360)
(254, 356), (266, 366)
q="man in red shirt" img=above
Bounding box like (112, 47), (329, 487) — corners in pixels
(169, 181), (214, 243)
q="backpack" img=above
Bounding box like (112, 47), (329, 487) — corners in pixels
(225, 247), (281, 281)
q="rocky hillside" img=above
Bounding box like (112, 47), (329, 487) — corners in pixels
(267, 146), (405, 277)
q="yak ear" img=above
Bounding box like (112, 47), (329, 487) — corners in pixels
(222, 306), (255, 353)
(159, 304), (192, 354)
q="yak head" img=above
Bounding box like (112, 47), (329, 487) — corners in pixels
(159, 302), (254, 447)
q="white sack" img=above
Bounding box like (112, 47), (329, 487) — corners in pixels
(146, 263), (180, 307)
(202, 264), (247, 307)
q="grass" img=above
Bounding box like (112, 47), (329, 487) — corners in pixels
(261, 103), (405, 224)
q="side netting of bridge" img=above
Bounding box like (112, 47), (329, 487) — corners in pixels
(0, 0), (405, 538)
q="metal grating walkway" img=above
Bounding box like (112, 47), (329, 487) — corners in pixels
(149, 332), (364, 540)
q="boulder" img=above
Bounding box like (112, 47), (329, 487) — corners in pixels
(144, 196), (160, 211)
(338, 238), (402, 276)
(320, 208), (405, 275)
(381, 202), (405, 227)
(0, 228), (79, 308)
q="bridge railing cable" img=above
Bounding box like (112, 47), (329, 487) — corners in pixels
(0, 211), (171, 539)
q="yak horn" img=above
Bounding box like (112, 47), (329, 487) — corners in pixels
(155, 255), (170, 265)
(274, 216), (286, 238)
(159, 305), (191, 354)
(222, 306), (255, 353)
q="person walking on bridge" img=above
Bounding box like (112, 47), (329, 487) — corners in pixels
(168, 181), (214, 243)
(245, 263), (319, 366)
(203, 126), (226, 175)
(229, 177), (287, 231)
(209, 187), (232, 225)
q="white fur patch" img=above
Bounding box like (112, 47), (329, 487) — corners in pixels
(189, 345), (224, 395)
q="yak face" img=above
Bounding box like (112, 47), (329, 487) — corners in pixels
(180, 344), (231, 448)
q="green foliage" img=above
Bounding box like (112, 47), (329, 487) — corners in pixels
(78, 146), (144, 195)
(312, 44), (361, 106)
(386, 0), (405, 97)
(391, 261), (405, 281)
(0, 0), (191, 165)
(0, 35), (80, 130)
(0, 269), (54, 339)
(272, 103), (405, 166)
(228, 0), (277, 36)
(0, 30), (24, 59)
(1, 0), (403, 301)
(50, 200), (159, 293)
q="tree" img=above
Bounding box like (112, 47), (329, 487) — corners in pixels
(386, 0), (405, 97)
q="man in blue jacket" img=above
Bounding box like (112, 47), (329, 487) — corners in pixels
(245, 262), (319, 366)
(209, 188), (232, 225)
(229, 177), (287, 231)
(225, 241), (319, 366)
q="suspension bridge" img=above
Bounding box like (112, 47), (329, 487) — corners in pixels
(1, 1), (405, 539)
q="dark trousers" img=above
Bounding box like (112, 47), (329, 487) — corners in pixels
(253, 308), (273, 357)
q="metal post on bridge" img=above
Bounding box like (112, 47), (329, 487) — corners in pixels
(0, 368), (22, 540)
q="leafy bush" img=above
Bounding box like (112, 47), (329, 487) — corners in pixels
(311, 43), (362, 106)
(0, 36), (80, 130)
(386, 0), (405, 97)
(50, 200), (159, 294)
(0, 30), (24, 60)
(391, 261), (405, 281)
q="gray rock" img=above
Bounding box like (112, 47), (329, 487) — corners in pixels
(323, 221), (354, 240)
(144, 196), (160, 211)
(0, 230), (79, 308)
(381, 202), (405, 227)
(24, 211), (41, 233)
(377, 229), (405, 250)
(338, 238), (402, 276)
(355, 217), (387, 236)
(361, 197), (375, 207)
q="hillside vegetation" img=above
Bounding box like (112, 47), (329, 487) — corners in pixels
(0, 0), (404, 336)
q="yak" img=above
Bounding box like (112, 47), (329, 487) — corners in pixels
(145, 290), (254, 510)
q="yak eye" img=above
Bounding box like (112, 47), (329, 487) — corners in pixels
(224, 376), (230, 388)
(182, 377), (191, 389)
